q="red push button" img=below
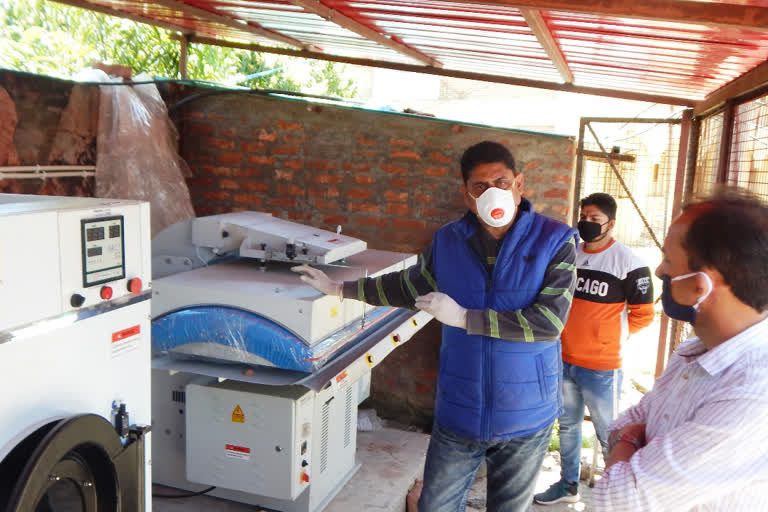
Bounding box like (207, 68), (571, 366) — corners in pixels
(127, 278), (142, 295)
(301, 472), (309, 483)
(100, 286), (113, 300)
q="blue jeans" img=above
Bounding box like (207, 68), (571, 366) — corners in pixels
(418, 421), (554, 512)
(558, 362), (622, 483)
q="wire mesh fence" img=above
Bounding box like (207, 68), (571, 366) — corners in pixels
(692, 112), (724, 196)
(578, 120), (681, 250)
(728, 93), (768, 201)
(577, 118), (683, 391)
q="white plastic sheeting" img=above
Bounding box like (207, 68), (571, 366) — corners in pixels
(91, 70), (195, 235)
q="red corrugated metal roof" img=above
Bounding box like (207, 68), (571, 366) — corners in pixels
(56, 0), (768, 103)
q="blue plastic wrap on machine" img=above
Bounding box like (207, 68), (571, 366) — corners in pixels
(152, 305), (397, 373)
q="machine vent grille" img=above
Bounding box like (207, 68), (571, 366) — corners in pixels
(344, 388), (353, 448)
(320, 401), (330, 473)
(172, 391), (186, 403)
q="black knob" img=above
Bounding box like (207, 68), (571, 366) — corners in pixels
(301, 460), (309, 467)
(70, 294), (86, 308)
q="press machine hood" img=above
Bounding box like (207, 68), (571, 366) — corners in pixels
(150, 212), (418, 373)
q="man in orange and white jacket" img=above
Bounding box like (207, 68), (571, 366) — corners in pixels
(535, 192), (654, 505)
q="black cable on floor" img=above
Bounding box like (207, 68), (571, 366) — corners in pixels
(152, 486), (216, 499)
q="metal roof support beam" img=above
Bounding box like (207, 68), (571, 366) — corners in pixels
(179, 34), (189, 80)
(657, 108), (693, 377)
(695, 59), (768, 116)
(51, 0), (193, 35)
(519, 8), (573, 84)
(287, 0), (441, 67)
(151, 0), (310, 50)
(176, 35), (696, 107)
(445, 0), (768, 32)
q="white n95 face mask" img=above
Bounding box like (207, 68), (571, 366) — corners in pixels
(471, 187), (517, 228)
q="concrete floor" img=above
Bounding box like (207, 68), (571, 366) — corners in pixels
(153, 426), (598, 512)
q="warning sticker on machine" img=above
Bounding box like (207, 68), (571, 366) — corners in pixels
(225, 444), (251, 461)
(111, 325), (140, 358)
(231, 404), (245, 423)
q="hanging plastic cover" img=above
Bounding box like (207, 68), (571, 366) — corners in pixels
(91, 71), (195, 235)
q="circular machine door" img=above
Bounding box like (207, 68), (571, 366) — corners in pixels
(1, 414), (125, 512)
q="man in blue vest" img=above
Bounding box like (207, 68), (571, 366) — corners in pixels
(293, 141), (578, 511)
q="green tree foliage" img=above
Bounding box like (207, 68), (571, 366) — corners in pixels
(0, 0), (357, 97)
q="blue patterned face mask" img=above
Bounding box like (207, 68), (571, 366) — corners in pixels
(660, 272), (713, 324)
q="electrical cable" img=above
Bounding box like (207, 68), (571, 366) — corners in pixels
(50, 76), (355, 106)
(599, 108), (688, 145)
(152, 486), (216, 499)
(37, 75), (369, 113)
(166, 87), (352, 113)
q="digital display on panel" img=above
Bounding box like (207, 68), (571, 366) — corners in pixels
(81, 215), (125, 287)
(86, 226), (105, 242)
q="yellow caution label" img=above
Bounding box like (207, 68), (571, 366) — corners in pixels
(232, 404), (245, 423)
(330, 306), (339, 318)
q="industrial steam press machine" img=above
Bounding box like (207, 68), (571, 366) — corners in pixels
(0, 194), (153, 512)
(150, 212), (431, 512)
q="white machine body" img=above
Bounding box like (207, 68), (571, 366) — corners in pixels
(152, 249), (414, 347)
(191, 211), (367, 265)
(0, 194), (153, 511)
(185, 380), (317, 500)
(152, 211), (415, 346)
(150, 211), (432, 512)
(153, 367), (372, 512)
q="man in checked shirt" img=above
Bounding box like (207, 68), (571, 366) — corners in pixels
(294, 140), (578, 512)
(594, 189), (768, 510)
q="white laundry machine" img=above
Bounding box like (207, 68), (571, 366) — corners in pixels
(0, 194), (153, 511)
(150, 212), (431, 512)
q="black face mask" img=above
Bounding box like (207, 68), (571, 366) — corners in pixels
(577, 220), (610, 242)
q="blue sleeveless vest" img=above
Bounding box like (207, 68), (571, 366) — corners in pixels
(431, 199), (576, 441)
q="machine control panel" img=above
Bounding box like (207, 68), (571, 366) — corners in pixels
(81, 216), (125, 287)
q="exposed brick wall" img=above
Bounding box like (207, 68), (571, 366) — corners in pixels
(0, 71), (576, 427)
(164, 86), (574, 247)
(165, 85), (576, 427)
(0, 70), (95, 197)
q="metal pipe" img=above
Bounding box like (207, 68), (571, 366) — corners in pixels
(179, 35), (189, 80)
(0, 166), (95, 172)
(654, 109), (693, 378)
(572, 118), (586, 226)
(0, 166), (95, 180)
(717, 100), (735, 184)
(0, 173), (95, 179)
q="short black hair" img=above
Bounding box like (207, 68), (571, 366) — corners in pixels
(681, 188), (768, 312)
(460, 141), (517, 183)
(580, 192), (617, 220)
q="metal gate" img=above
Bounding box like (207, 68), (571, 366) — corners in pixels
(574, 116), (689, 380)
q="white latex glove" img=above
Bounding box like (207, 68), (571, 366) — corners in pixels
(415, 292), (467, 329)
(291, 264), (343, 298)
